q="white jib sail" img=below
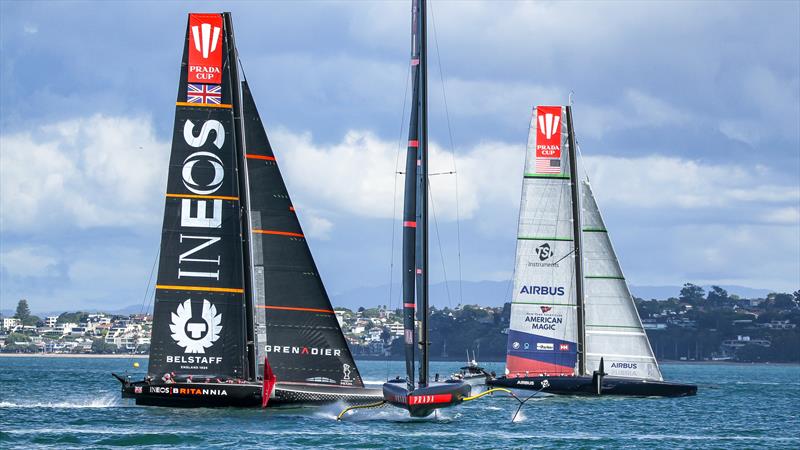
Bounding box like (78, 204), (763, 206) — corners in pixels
(581, 180), (662, 380)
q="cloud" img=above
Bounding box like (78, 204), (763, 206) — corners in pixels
(270, 127), (524, 227)
(582, 154), (800, 213)
(0, 245), (58, 278)
(0, 114), (169, 232)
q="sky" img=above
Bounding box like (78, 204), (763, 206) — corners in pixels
(1, 1), (798, 313)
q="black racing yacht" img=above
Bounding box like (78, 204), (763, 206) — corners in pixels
(381, 0), (472, 418)
(113, 12), (382, 407)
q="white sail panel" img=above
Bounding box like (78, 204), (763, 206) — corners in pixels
(581, 180), (662, 380)
(507, 106), (579, 377)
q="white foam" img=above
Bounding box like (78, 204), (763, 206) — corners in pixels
(0, 394), (121, 409)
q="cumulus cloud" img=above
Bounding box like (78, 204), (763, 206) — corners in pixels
(0, 245), (59, 278)
(0, 114), (169, 231)
(582, 154), (800, 212)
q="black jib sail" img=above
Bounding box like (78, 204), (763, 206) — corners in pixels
(148, 13), (247, 381)
(241, 80), (364, 388)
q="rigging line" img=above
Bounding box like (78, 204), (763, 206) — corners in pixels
(427, 180), (453, 309)
(430, 0), (464, 307)
(386, 61), (413, 379)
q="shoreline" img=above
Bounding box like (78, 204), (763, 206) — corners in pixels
(0, 353), (148, 359)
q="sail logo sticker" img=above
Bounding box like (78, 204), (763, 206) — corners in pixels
(536, 343), (554, 351)
(559, 344), (570, 351)
(182, 151), (224, 195)
(538, 111), (560, 140)
(528, 243), (560, 268)
(341, 363), (354, 386)
(170, 299), (223, 353)
(519, 285), (565, 296)
(534, 106), (562, 174)
(540, 306), (553, 313)
(188, 14), (223, 83)
(535, 243), (553, 261)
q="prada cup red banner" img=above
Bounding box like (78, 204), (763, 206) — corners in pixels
(534, 105), (563, 174)
(188, 14), (223, 84)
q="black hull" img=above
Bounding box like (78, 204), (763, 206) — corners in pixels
(489, 375), (697, 397)
(115, 374), (383, 408)
(383, 380), (472, 417)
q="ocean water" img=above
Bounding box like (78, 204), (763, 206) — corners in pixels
(0, 357), (798, 449)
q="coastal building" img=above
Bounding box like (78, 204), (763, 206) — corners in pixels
(2, 317), (21, 331)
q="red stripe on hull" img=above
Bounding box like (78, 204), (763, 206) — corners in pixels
(505, 354), (575, 377)
(408, 393), (452, 405)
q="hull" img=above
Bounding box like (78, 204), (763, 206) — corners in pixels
(489, 375), (697, 397)
(383, 380), (472, 417)
(115, 374), (383, 408)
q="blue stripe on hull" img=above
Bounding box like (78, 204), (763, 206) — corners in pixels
(506, 329), (577, 366)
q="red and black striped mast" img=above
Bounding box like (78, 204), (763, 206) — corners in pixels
(402, 0), (429, 390)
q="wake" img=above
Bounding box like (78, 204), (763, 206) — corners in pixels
(0, 394), (122, 409)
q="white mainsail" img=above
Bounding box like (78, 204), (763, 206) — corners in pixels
(506, 106), (579, 377)
(581, 180), (662, 380)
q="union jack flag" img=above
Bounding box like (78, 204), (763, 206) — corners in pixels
(187, 83), (222, 104)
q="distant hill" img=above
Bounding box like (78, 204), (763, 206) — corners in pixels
(1, 283), (778, 318)
(331, 280), (511, 310)
(629, 285), (774, 300)
(331, 281), (777, 309)
(23, 304), (152, 318)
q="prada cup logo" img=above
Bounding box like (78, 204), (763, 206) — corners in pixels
(538, 112), (560, 140)
(170, 299), (222, 353)
(191, 22), (221, 59)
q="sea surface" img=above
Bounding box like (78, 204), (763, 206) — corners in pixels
(1, 357), (798, 449)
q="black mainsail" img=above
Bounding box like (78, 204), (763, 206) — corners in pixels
(148, 13), (246, 382)
(115, 11), (379, 408)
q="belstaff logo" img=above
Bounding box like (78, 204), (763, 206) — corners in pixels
(191, 22), (221, 59)
(538, 111), (560, 140)
(170, 299), (222, 353)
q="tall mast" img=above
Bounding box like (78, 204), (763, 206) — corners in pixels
(417, 0), (430, 388)
(566, 105), (586, 376)
(224, 12), (256, 380)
